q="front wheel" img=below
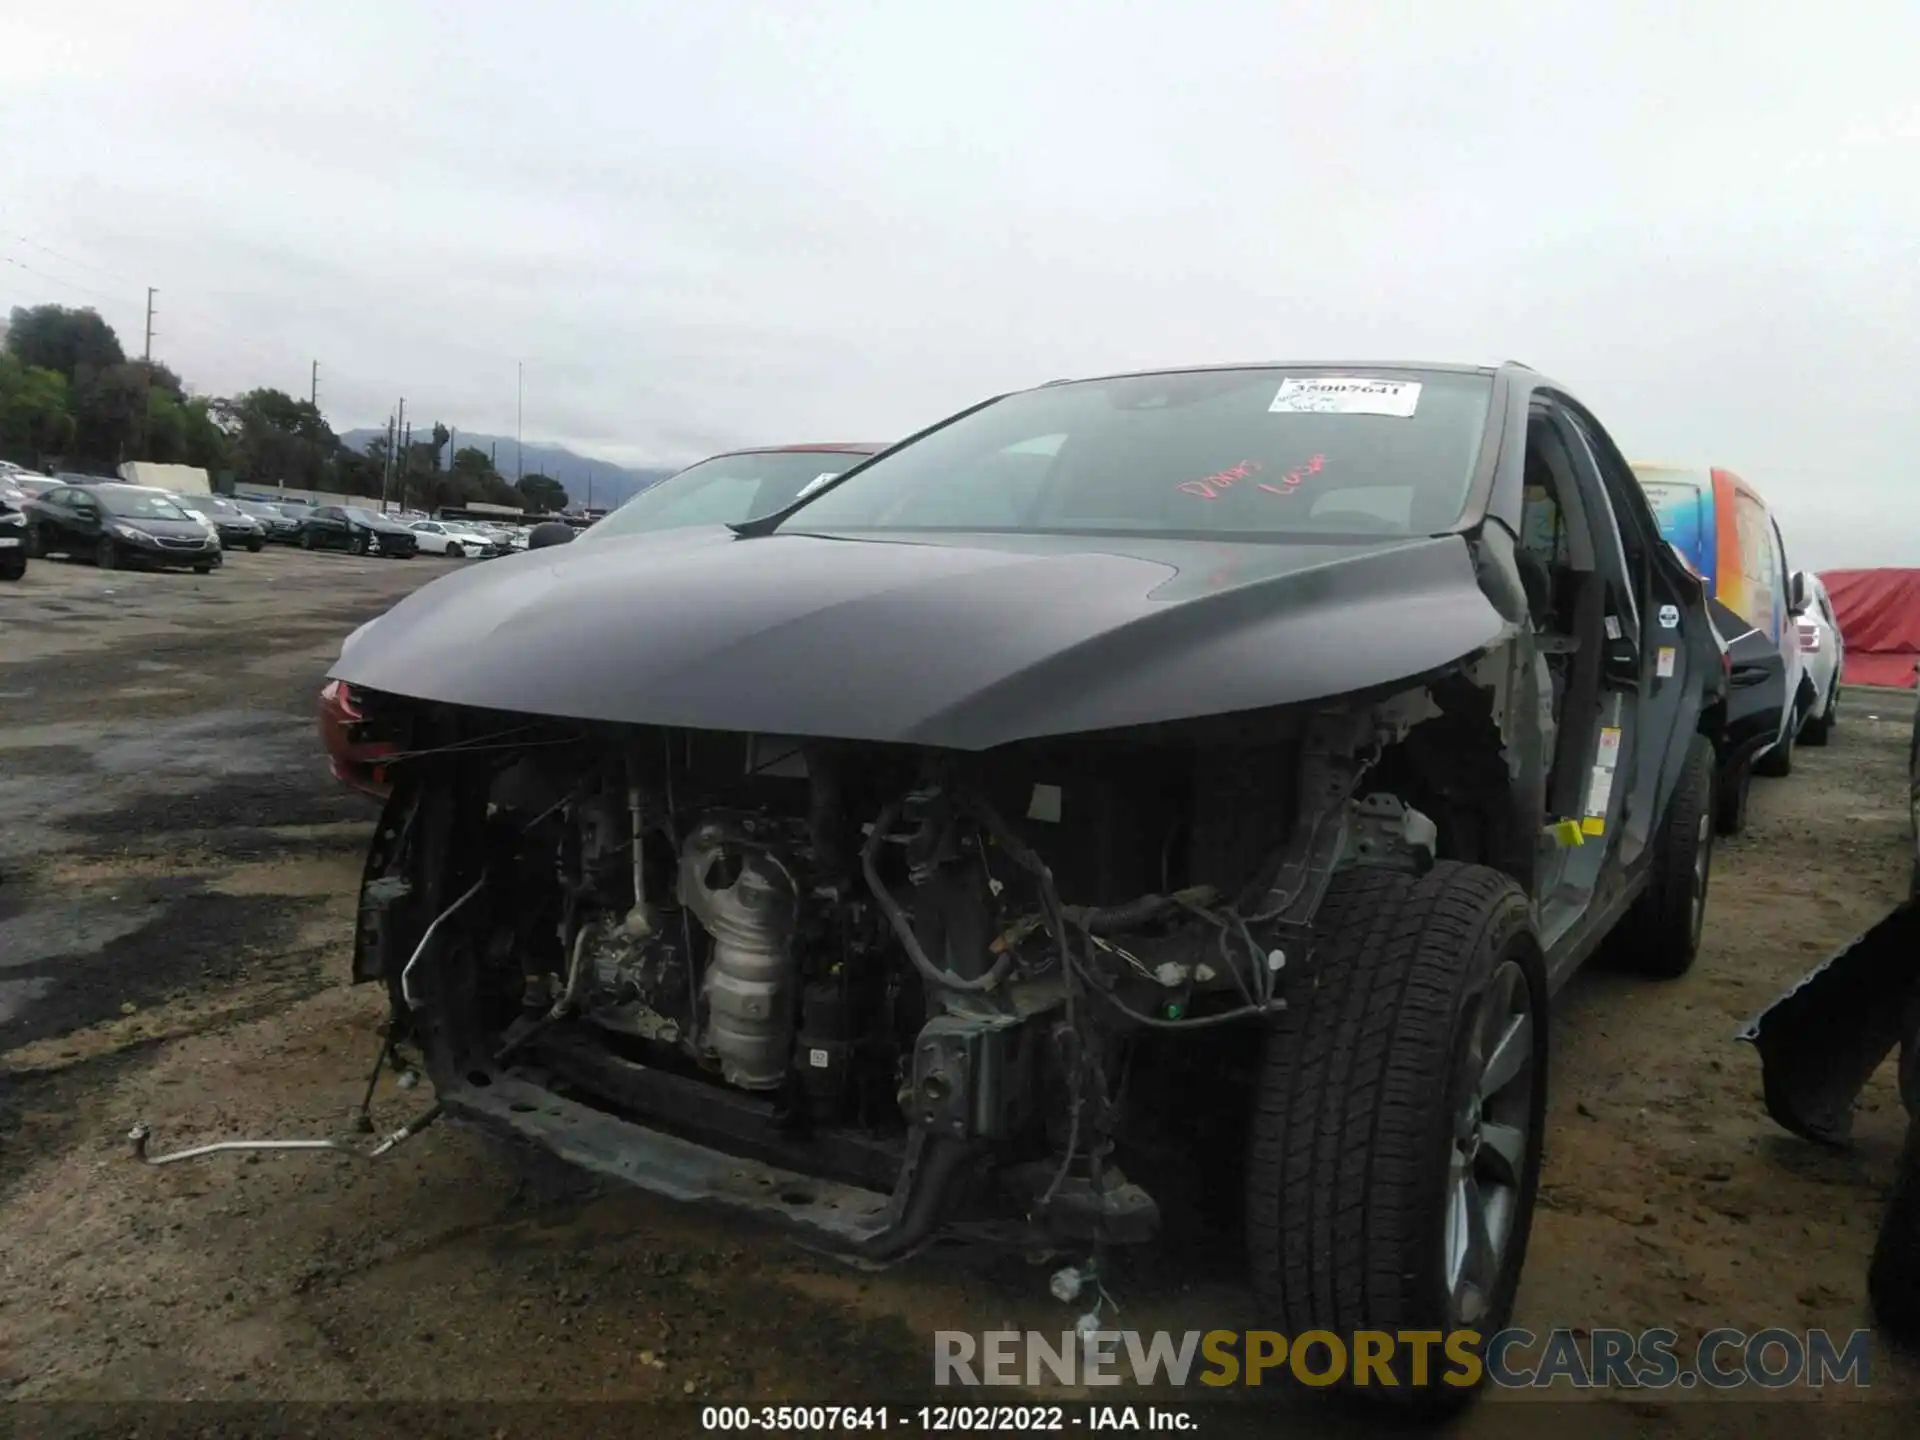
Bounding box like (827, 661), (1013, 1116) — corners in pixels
(301, 529), (316, 550)
(247, 536), (265, 553)
(22, 524), (42, 559)
(1245, 862), (1547, 1412)
(351, 532), (370, 556)
(1715, 757), (1751, 835)
(0, 556), (24, 581)
(96, 536), (119, 570)
(446, 542), (464, 559)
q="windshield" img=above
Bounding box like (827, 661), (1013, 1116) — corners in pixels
(585, 451), (874, 541)
(97, 486), (192, 521)
(345, 507), (387, 525)
(779, 370), (1491, 538)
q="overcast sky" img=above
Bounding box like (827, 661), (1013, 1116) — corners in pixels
(2, 1), (1914, 565)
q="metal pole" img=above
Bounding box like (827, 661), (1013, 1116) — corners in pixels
(310, 359), (319, 408)
(400, 421), (411, 511)
(392, 399), (406, 513)
(381, 408), (398, 510)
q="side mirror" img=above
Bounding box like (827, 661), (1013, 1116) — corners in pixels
(528, 521), (575, 549)
(1788, 572), (1809, 615)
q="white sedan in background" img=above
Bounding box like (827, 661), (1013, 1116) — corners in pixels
(407, 520), (500, 558)
(1794, 569), (1845, 745)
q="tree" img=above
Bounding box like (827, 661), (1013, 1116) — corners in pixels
(516, 472), (569, 513)
(0, 353), (75, 459)
(69, 361), (151, 466)
(221, 388), (339, 488)
(5, 304), (125, 377)
(180, 398), (232, 473)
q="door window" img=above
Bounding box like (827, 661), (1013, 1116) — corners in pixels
(1735, 493), (1778, 639)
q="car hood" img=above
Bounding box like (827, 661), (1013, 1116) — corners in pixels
(116, 515), (215, 538)
(331, 526), (1508, 749)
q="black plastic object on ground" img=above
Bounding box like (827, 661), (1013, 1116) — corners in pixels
(1738, 899), (1920, 1145)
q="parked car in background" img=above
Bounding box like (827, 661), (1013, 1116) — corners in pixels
(10, 476), (58, 500)
(22, 482), (223, 572)
(234, 498), (303, 544)
(0, 492), (29, 580)
(323, 443), (891, 801)
(1633, 462), (1805, 832)
(1791, 569), (1844, 745)
(407, 519), (500, 558)
(315, 366), (1722, 1409)
(297, 504), (419, 558)
(167, 491), (267, 551)
(578, 442), (887, 543)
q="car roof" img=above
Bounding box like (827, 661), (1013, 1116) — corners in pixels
(1036, 360), (1512, 388)
(702, 442), (889, 459)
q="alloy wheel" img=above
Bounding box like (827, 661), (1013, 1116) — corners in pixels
(1445, 958), (1536, 1329)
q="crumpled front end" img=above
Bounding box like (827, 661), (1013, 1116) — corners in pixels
(347, 640), (1541, 1259)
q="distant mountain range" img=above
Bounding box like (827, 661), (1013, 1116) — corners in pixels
(338, 428), (676, 510)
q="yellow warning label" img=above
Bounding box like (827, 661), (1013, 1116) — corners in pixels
(1547, 819), (1586, 847)
(1581, 816), (1606, 836)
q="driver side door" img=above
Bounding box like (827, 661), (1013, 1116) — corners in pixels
(65, 488), (107, 545)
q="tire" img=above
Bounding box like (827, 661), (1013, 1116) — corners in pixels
(1245, 862), (1547, 1412)
(351, 532), (370, 556)
(0, 556), (23, 581)
(22, 524), (41, 559)
(1869, 1115), (1920, 1342)
(1756, 721), (1794, 778)
(446, 542), (464, 559)
(96, 536), (118, 570)
(247, 536), (265, 553)
(1610, 734), (1716, 978)
(1714, 757), (1750, 836)
(193, 564), (213, 575)
(301, 529), (316, 550)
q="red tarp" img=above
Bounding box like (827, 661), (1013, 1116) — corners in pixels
(1822, 568), (1920, 688)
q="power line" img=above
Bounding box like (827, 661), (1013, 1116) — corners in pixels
(1, 230), (142, 287)
(0, 254), (139, 310)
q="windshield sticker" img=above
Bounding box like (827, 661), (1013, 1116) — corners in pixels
(1604, 615), (1622, 641)
(794, 471), (841, 502)
(1269, 377), (1422, 418)
(1655, 645), (1677, 678)
(1178, 459), (1263, 499)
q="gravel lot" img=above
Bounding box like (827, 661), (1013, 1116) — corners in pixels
(2, 545), (1917, 1437)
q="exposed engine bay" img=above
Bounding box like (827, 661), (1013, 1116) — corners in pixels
(343, 674), (1525, 1262)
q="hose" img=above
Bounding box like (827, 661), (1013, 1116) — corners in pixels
(861, 800), (1013, 994)
(399, 873), (489, 1011)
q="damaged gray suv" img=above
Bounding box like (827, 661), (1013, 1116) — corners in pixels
(267, 363), (1724, 1403)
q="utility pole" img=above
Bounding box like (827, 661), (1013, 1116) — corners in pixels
(380, 411), (396, 510)
(586, 464), (593, 510)
(400, 421), (411, 511)
(310, 360), (319, 409)
(516, 360), (524, 481)
(135, 286), (157, 461)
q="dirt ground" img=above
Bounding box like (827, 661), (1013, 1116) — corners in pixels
(3, 544), (1917, 1438)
